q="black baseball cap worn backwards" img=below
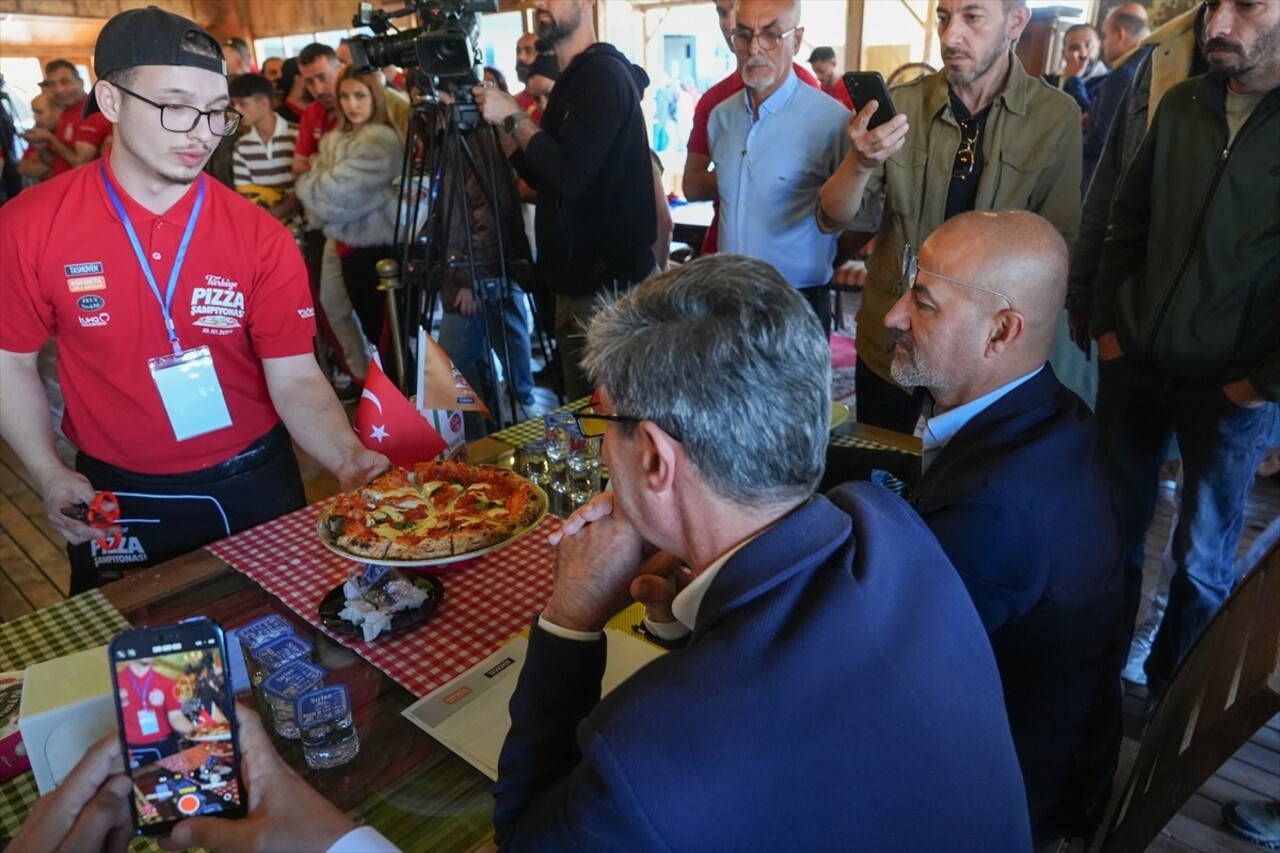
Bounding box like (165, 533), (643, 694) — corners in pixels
(84, 5), (227, 117)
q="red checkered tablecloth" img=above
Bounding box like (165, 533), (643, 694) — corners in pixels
(205, 503), (562, 698)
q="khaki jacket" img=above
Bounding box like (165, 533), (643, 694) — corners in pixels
(855, 57), (1082, 384)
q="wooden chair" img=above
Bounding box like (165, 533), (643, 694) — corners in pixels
(1092, 538), (1280, 852)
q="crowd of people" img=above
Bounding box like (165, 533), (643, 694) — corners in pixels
(1, 0), (1278, 849)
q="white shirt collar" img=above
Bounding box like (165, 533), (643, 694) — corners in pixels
(923, 365), (1044, 454)
(671, 532), (761, 631)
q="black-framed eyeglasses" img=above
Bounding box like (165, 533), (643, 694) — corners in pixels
(573, 404), (685, 441)
(952, 117), (981, 181)
(113, 83), (242, 137)
(573, 404), (641, 438)
(729, 25), (798, 51)
(901, 244), (1014, 311)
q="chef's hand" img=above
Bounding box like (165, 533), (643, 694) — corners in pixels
(162, 706), (357, 853)
(10, 733), (132, 853)
(42, 468), (120, 546)
(335, 449), (391, 492)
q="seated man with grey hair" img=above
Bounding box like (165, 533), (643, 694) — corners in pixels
(886, 210), (1124, 846)
(492, 254), (1031, 850)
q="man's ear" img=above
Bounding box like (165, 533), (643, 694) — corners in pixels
(637, 420), (680, 496)
(94, 81), (123, 123)
(1006, 3), (1032, 43)
(986, 309), (1025, 357)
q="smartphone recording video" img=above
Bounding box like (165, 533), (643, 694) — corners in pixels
(844, 71), (899, 130)
(109, 619), (246, 836)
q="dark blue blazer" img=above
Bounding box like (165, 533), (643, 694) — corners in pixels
(494, 483), (1031, 852)
(912, 365), (1124, 844)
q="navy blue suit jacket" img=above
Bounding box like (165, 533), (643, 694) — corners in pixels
(912, 365), (1124, 844)
(494, 483), (1031, 852)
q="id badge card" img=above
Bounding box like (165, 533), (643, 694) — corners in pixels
(148, 346), (233, 441)
(136, 708), (160, 736)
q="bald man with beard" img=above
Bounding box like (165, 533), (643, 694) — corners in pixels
(886, 210), (1124, 848)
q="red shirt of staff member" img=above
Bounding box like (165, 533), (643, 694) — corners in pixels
(0, 7), (389, 592)
(24, 60), (113, 177)
(682, 0), (822, 254)
(117, 657), (193, 767)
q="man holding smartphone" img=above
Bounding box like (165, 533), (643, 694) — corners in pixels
(819, 0), (1081, 433)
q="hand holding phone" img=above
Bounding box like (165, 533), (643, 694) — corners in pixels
(843, 71), (898, 130)
(162, 705), (359, 853)
(109, 620), (247, 836)
(8, 733), (132, 853)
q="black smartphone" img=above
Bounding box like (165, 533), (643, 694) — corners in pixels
(108, 619), (247, 836)
(843, 71), (898, 130)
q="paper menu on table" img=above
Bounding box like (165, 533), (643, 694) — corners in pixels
(402, 629), (664, 781)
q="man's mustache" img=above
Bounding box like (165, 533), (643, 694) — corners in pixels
(1204, 37), (1243, 55)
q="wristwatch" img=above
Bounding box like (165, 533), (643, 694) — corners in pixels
(502, 110), (528, 136)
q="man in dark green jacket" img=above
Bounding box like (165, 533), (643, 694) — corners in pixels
(1090, 0), (1279, 700)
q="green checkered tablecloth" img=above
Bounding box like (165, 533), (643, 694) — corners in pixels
(0, 591), (130, 840)
(490, 397), (588, 448)
(490, 396), (910, 455)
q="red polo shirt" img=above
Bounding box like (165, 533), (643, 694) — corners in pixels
(117, 665), (182, 744)
(0, 157), (316, 474)
(51, 95), (112, 177)
(686, 64), (822, 254)
(821, 80), (855, 110)
(294, 101), (338, 158)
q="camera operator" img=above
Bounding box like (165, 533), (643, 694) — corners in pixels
(473, 0), (657, 400)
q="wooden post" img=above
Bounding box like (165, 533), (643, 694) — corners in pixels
(844, 0), (864, 72)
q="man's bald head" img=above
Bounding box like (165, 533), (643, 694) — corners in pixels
(927, 210), (1067, 347)
(885, 210), (1067, 408)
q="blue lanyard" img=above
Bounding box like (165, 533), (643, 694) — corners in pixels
(128, 668), (155, 707)
(101, 164), (206, 355)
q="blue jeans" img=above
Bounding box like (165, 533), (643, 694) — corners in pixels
(1095, 356), (1276, 696)
(437, 288), (535, 438)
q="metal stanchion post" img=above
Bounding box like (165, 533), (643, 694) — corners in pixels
(377, 258), (407, 384)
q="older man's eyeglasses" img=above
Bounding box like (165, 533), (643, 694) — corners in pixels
(729, 26), (798, 51)
(900, 244), (1014, 311)
(573, 404), (640, 438)
(114, 83), (242, 137)
(573, 404), (685, 441)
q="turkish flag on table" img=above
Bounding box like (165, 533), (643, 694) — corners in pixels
(355, 356), (448, 467)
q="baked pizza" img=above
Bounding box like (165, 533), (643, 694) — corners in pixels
(320, 462), (545, 562)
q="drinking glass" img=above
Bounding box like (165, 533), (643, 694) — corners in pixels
(517, 439), (550, 487)
(297, 684), (360, 769)
(567, 436), (603, 507)
(261, 659), (326, 739)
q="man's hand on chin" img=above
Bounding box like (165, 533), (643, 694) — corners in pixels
(543, 498), (646, 633)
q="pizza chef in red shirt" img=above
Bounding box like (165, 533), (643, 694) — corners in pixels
(117, 657), (193, 768)
(0, 7), (389, 594)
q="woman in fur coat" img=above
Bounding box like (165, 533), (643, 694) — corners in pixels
(297, 67), (403, 364)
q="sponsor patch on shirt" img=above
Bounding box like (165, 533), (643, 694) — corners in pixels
(65, 262), (104, 276)
(77, 295), (105, 311)
(193, 315), (242, 330)
(68, 276), (107, 292)
(78, 312), (110, 328)
(298, 307), (315, 319)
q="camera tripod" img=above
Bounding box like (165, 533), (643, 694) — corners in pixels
(389, 84), (541, 431)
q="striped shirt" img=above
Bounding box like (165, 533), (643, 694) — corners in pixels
(232, 114), (298, 191)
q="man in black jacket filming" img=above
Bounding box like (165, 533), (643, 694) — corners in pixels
(475, 0), (657, 399)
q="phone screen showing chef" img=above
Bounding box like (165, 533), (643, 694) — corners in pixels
(108, 619), (246, 835)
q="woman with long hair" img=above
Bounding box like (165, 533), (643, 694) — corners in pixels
(297, 66), (403, 373)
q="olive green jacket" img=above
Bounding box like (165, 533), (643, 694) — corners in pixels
(1091, 76), (1280, 401)
(854, 58), (1082, 385)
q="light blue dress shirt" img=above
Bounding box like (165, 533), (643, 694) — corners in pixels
(708, 71), (851, 289)
(921, 365), (1045, 474)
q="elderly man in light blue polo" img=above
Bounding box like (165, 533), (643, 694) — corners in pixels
(707, 0), (853, 334)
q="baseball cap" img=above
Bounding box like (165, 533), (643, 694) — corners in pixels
(84, 6), (227, 117)
(807, 46), (836, 64)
